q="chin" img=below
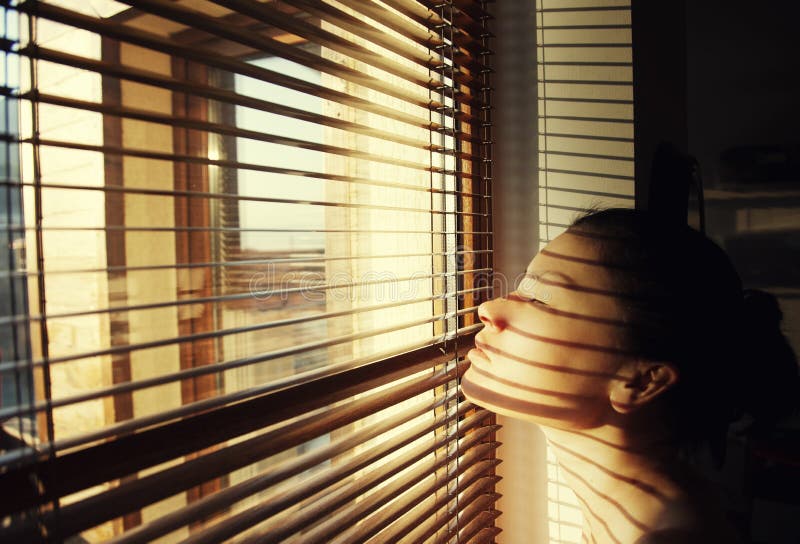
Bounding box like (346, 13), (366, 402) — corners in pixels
(461, 372), (541, 423)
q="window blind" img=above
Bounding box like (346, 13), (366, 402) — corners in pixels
(536, 1), (633, 542)
(0, 1), (498, 542)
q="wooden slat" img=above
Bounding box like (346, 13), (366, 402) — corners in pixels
(281, 440), (500, 544)
(18, 1), (439, 128)
(197, 413), (496, 544)
(331, 440), (500, 542)
(0, 337), (474, 522)
(384, 478), (501, 544)
(108, 391), (459, 544)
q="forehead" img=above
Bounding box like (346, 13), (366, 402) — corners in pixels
(527, 232), (616, 291)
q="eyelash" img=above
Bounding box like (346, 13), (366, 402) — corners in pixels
(509, 292), (546, 306)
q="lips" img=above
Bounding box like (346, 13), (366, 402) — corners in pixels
(467, 343), (491, 366)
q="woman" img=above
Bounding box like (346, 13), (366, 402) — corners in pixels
(461, 208), (798, 544)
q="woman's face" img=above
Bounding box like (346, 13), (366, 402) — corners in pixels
(461, 230), (633, 429)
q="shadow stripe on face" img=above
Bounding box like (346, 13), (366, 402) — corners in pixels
(566, 228), (640, 243)
(525, 272), (644, 301)
(505, 324), (636, 356)
(549, 440), (671, 502)
(540, 248), (633, 270)
(469, 363), (598, 402)
(474, 340), (629, 380)
(508, 293), (630, 327)
(558, 461), (652, 533)
(460, 378), (585, 421)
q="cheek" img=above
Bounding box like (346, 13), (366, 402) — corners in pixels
(489, 319), (623, 380)
(475, 343), (611, 397)
(464, 304), (626, 425)
(505, 303), (630, 369)
(461, 365), (610, 429)
(463, 343), (614, 421)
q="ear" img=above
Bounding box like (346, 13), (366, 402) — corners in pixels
(609, 362), (680, 414)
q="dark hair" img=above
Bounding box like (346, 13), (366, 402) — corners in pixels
(569, 208), (798, 463)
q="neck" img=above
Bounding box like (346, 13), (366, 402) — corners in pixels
(540, 421), (691, 544)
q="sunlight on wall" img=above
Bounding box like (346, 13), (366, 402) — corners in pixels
(536, 0), (634, 541)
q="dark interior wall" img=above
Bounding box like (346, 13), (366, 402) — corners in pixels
(686, 0), (800, 185)
(685, 0), (800, 354)
(632, 0), (687, 209)
(686, 5), (800, 543)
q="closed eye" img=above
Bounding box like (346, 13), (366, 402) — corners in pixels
(506, 292), (547, 306)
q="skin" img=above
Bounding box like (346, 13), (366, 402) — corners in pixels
(461, 231), (741, 544)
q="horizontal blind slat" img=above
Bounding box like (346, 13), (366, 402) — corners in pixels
(0, 224), (493, 235)
(465, 526), (504, 544)
(0, 268), (488, 323)
(3, 171), (488, 209)
(385, 0), (493, 43)
(313, 0), (490, 77)
(3, 180), (489, 218)
(445, 0), (494, 23)
(302, 443), (500, 544)
(9, 67), (442, 154)
(329, 0), (444, 50)
(0, 326), (482, 460)
(0, 335), (476, 517)
(456, 509), (503, 543)
(277, 0), (444, 67)
(399, 480), (501, 544)
(250, 426), (499, 544)
(109, 391), (465, 544)
(338, 438), (502, 543)
(16, 94), (449, 172)
(336, 0), (490, 59)
(109, 0), (471, 108)
(0, 284), (485, 370)
(20, 374), (469, 542)
(430, 497), (502, 544)
(204, 0), (481, 89)
(373, 475), (501, 544)
(0, 276), (489, 328)
(0, 314), (482, 425)
(183, 407), (494, 544)
(16, 1), (444, 128)
(50, 332), (478, 455)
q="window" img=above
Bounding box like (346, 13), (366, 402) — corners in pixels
(0, 1), (497, 542)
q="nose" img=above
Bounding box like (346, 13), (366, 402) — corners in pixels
(478, 298), (508, 331)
